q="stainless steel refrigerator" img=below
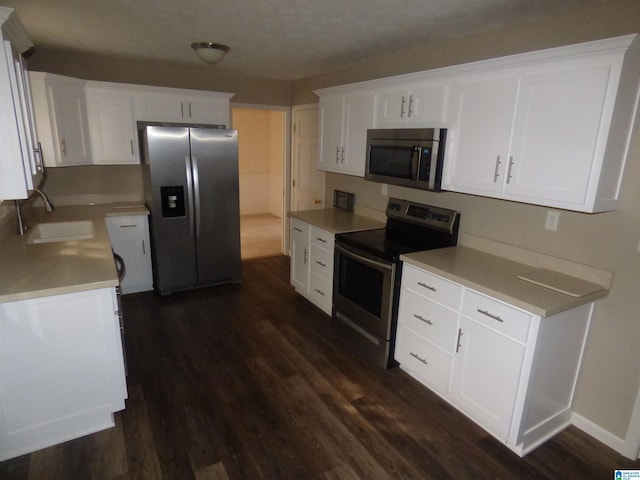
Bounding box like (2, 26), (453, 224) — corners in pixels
(140, 125), (241, 294)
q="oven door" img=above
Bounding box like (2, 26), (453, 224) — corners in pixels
(333, 242), (396, 340)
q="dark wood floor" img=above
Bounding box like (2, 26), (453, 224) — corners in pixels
(2, 255), (639, 479)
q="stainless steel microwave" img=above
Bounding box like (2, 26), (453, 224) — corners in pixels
(365, 128), (447, 191)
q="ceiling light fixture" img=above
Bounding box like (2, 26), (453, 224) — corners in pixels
(191, 42), (230, 64)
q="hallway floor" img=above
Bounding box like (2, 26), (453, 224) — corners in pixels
(240, 214), (282, 259)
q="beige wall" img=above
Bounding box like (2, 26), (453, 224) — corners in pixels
(292, 0), (640, 443)
(27, 47), (292, 106)
(233, 108), (284, 217)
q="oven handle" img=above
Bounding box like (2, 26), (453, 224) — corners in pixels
(335, 242), (393, 272)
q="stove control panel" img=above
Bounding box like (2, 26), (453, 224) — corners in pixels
(386, 198), (459, 233)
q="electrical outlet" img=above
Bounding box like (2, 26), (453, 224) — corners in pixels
(381, 183), (388, 196)
(545, 210), (560, 231)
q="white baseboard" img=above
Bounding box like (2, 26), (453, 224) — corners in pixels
(571, 412), (632, 457)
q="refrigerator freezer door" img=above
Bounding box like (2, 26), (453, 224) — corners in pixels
(145, 126), (198, 293)
(190, 128), (241, 284)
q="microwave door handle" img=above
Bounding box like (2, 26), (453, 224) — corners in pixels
(412, 145), (421, 181)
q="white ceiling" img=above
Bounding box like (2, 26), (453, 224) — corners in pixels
(3, 0), (610, 81)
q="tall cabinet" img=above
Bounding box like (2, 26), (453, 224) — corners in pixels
(0, 7), (43, 201)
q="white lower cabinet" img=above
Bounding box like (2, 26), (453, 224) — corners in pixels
(396, 263), (593, 455)
(0, 287), (127, 461)
(105, 215), (153, 294)
(290, 218), (334, 315)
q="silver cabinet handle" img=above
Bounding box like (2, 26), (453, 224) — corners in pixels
(188, 102), (192, 118)
(303, 248), (308, 264)
(119, 224), (137, 228)
(413, 314), (433, 325)
(417, 281), (436, 292)
(477, 309), (504, 323)
(316, 237), (327, 243)
(130, 139), (134, 155)
(410, 352), (428, 365)
(180, 102), (184, 118)
(407, 95), (414, 117)
(493, 155), (501, 183)
(456, 328), (463, 353)
(293, 227), (303, 233)
(400, 95), (406, 117)
(142, 239), (146, 255)
(33, 141), (44, 172)
(506, 156), (514, 184)
(336, 146), (340, 163)
(60, 138), (67, 156)
(315, 260), (326, 268)
(314, 288), (325, 296)
(340, 147), (345, 164)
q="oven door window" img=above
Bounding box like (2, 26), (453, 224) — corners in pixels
(368, 145), (418, 181)
(337, 254), (384, 317)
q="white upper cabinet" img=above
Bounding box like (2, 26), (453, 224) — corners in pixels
(0, 8), (43, 201)
(30, 72), (235, 167)
(375, 82), (448, 128)
(317, 92), (374, 176)
(86, 85), (139, 165)
(442, 35), (640, 212)
(30, 72), (92, 167)
(136, 90), (232, 126)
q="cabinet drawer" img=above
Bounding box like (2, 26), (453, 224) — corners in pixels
(310, 227), (333, 250)
(396, 326), (453, 394)
(291, 218), (310, 241)
(402, 264), (462, 309)
(309, 272), (332, 314)
(105, 215), (147, 235)
(462, 290), (532, 343)
(310, 244), (334, 279)
(398, 288), (459, 353)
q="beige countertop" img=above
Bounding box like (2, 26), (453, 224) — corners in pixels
(401, 246), (609, 317)
(0, 203), (149, 303)
(289, 208), (385, 233)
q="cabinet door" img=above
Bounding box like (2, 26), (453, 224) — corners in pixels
(290, 231), (309, 293)
(106, 215), (153, 294)
(404, 83), (448, 126)
(0, 288), (126, 460)
(318, 97), (344, 173)
(87, 88), (139, 165)
(504, 64), (611, 205)
(342, 93), (374, 176)
(451, 316), (525, 438)
(375, 88), (406, 127)
(48, 77), (92, 166)
(183, 94), (229, 125)
(442, 76), (518, 194)
(0, 40), (39, 199)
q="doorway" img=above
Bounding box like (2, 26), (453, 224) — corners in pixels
(231, 106), (288, 260)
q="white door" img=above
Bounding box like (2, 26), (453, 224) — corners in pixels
(292, 104), (324, 211)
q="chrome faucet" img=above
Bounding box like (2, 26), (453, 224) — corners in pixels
(14, 188), (55, 235)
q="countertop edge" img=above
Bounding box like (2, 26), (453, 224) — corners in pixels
(401, 247), (609, 318)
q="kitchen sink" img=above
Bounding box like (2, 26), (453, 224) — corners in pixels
(27, 220), (95, 244)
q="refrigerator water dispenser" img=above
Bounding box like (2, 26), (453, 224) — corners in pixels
(161, 186), (185, 217)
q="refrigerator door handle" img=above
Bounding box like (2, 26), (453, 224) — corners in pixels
(192, 155), (201, 239)
(185, 155), (195, 239)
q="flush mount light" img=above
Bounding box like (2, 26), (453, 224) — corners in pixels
(190, 42), (230, 64)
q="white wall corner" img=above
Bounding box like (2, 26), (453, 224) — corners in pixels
(571, 412), (632, 458)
